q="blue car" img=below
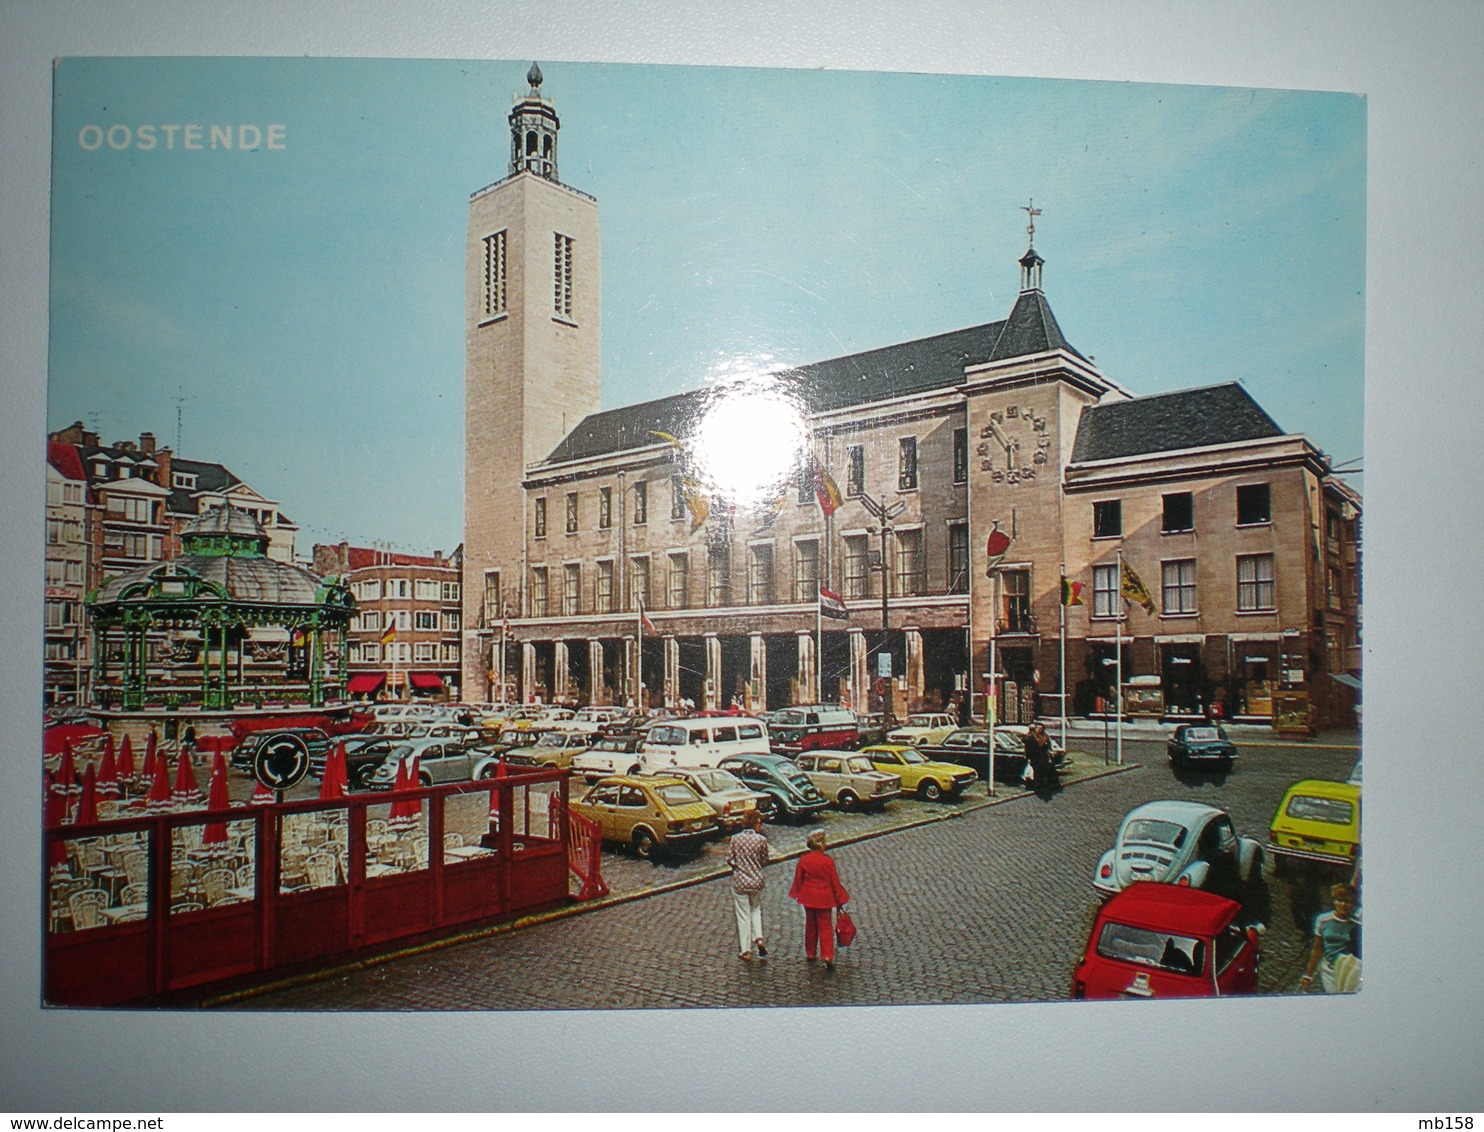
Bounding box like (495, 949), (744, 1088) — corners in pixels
(717, 753), (829, 821)
(1166, 724), (1238, 771)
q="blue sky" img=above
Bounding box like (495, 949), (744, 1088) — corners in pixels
(47, 58), (1365, 554)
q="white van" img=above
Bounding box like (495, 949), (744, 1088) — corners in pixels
(635, 717), (771, 774)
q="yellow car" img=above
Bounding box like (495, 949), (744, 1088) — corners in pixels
(1268, 779), (1361, 872)
(858, 743), (978, 802)
(569, 775), (719, 860)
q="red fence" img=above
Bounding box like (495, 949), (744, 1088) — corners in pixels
(45, 770), (587, 1007)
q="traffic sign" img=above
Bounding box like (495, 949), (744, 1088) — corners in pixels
(252, 731), (311, 791)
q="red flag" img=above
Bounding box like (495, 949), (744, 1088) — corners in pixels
(812, 459), (843, 518)
(1060, 577), (1085, 606)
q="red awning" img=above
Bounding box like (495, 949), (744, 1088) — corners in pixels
(346, 672), (387, 694)
(408, 672), (444, 690)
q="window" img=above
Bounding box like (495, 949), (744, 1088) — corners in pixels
(1001, 569), (1031, 631)
(64, 482), (83, 504)
(793, 539), (820, 602)
(796, 464), (813, 504)
(1237, 483), (1271, 526)
(1093, 563), (1120, 618)
(898, 437), (918, 490)
(633, 480), (647, 525)
(414, 642), (437, 662)
(356, 611), (381, 633)
(1162, 492), (1194, 534)
(1236, 554), (1275, 612)
(630, 556), (651, 611)
(530, 567), (549, 616)
(895, 530), (923, 595)
(415, 579), (440, 601)
(553, 233), (573, 319)
(45, 601), (77, 629)
(171, 471), (196, 490)
(441, 581), (461, 603)
(353, 580), (382, 601)
(565, 492), (578, 534)
(563, 564), (581, 615)
(386, 579), (410, 599)
(1093, 500), (1122, 538)
(46, 519), (63, 545)
(415, 610), (438, 631)
(707, 544), (731, 607)
(948, 523), (969, 594)
(105, 496), (153, 523)
(1328, 566), (1342, 611)
(442, 611), (460, 631)
(671, 476), (687, 520)
(846, 446), (865, 496)
(483, 230), (507, 318)
(598, 487), (612, 529)
(596, 560), (615, 613)
(668, 553), (689, 608)
(953, 427), (969, 484)
(442, 642), (460, 663)
(1162, 559), (1198, 615)
(844, 534), (870, 599)
(748, 545), (775, 605)
(362, 644), (380, 664)
(534, 498), (547, 538)
(388, 610), (411, 632)
(482, 571), (501, 624)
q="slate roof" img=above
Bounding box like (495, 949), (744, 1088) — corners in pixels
(95, 556), (327, 606)
(1070, 383), (1286, 463)
(988, 289), (1086, 362)
(546, 321), (1017, 464)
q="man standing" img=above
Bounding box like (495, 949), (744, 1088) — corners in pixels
(1025, 720), (1057, 799)
(727, 809), (770, 961)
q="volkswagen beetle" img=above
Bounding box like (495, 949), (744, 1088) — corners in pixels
(1093, 800), (1263, 901)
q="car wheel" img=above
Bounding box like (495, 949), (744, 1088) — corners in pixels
(627, 765), (640, 776)
(837, 790), (859, 811)
(632, 829), (658, 860)
(475, 765), (496, 780)
(920, 779), (944, 802)
(418, 772), (433, 786)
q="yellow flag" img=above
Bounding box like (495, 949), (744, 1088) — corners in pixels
(1120, 560), (1156, 615)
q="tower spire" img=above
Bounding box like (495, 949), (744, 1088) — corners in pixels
(1018, 198), (1045, 292)
(509, 62), (559, 181)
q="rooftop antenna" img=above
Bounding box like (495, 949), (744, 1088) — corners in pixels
(174, 388), (189, 453)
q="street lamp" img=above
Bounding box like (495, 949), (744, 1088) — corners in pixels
(858, 492), (905, 721)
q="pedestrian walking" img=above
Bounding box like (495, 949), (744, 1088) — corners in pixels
(1025, 720), (1057, 798)
(789, 830), (851, 970)
(726, 809), (770, 962)
(1299, 882), (1361, 993)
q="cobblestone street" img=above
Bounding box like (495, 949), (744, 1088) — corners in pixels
(220, 730), (1359, 1012)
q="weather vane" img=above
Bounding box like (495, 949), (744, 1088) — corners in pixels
(1021, 198), (1042, 247)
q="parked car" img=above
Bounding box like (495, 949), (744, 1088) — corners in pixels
(717, 753), (829, 821)
(1267, 779), (1361, 873)
(569, 775), (719, 859)
(570, 733), (647, 782)
(1166, 724), (1239, 771)
(365, 738), (493, 788)
(1093, 801), (1264, 901)
(859, 743), (979, 802)
(503, 729), (594, 770)
(648, 766), (772, 829)
(884, 713), (959, 747)
(230, 726), (331, 773)
(309, 733), (407, 788)
(919, 728), (1039, 783)
(792, 751), (901, 810)
(637, 717), (771, 773)
(564, 706), (632, 735)
(1072, 883), (1263, 1000)
(767, 705), (860, 755)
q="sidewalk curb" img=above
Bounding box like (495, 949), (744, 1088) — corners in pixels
(199, 761), (1140, 1007)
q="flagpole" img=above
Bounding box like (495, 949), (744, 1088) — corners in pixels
(1059, 561), (1068, 753)
(816, 583), (824, 704)
(635, 603), (643, 709)
(1115, 549), (1124, 767)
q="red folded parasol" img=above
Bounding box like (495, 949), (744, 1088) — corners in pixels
(44, 771), (70, 873)
(495, 756), (509, 780)
(119, 732), (137, 781)
(73, 763), (99, 826)
(319, 740), (348, 800)
(57, 742), (78, 794)
(248, 776), (275, 805)
(172, 751), (203, 809)
(44, 721), (105, 756)
(97, 742), (121, 799)
(201, 753), (232, 851)
(387, 756), (419, 830)
(102, 732), (115, 770)
(146, 754), (173, 811)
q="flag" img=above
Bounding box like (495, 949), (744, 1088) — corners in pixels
(639, 603), (658, 635)
(985, 522), (1011, 574)
(380, 616), (398, 645)
(1120, 559), (1156, 615)
(819, 584), (850, 621)
(651, 430), (711, 532)
(290, 626), (306, 647)
(812, 459), (843, 518)
(1060, 577), (1084, 606)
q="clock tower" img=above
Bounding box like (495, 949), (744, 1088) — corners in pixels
(463, 64), (602, 700)
(961, 220), (1123, 716)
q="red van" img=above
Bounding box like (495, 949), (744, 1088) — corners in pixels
(1072, 883), (1262, 1000)
(767, 706), (859, 755)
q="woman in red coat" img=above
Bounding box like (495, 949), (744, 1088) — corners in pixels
(789, 830), (850, 969)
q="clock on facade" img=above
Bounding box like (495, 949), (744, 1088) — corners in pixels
(978, 403), (1051, 484)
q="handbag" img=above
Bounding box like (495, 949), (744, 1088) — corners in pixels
(835, 908), (857, 948)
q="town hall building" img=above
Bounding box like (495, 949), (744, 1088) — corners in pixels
(461, 65), (1361, 729)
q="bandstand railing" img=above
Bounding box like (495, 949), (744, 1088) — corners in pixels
(44, 770), (578, 1007)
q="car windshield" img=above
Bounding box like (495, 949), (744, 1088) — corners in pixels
(648, 725), (685, 745)
(655, 783), (702, 806)
(892, 747), (928, 764)
(1096, 923), (1207, 976)
(1123, 818), (1188, 848)
(1285, 794), (1355, 825)
(1184, 727), (1225, 742)
(843, 757), (876, 773)
(907, 715), (937, 726)
(691, 770), (736, 792)
(534, 732), (568, 748)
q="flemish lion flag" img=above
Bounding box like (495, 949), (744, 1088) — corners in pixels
(380, 617), (398, 645)
(1060, 577), (1084, 606)
(1120, 560), (1156, 615)
(819, 584), (850, 621)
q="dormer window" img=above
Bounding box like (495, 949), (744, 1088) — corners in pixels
(172, 472), (198, 490)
